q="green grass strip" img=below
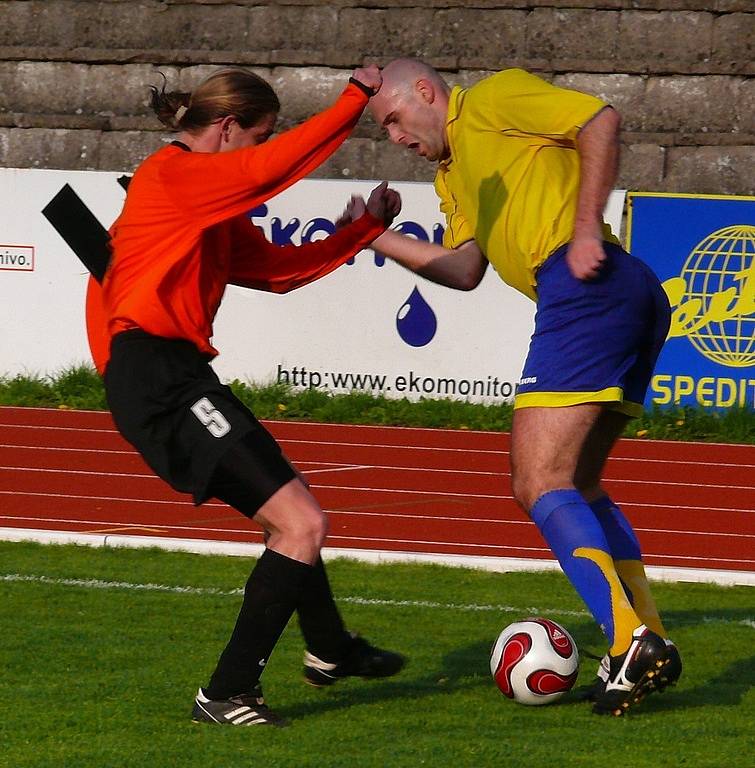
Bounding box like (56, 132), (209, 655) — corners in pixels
(1, 364), (753, 443)
(1, 542), (753, 768)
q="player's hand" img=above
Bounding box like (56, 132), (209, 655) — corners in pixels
(566, 235), (607, 280)
(335, 194), (366, 229)
(366, 181), (402, 226)
(335, 195), (361, 229)
(351, 65), (382, 95)
(349, 194), (367, 220)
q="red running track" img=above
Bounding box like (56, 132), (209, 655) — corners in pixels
(0, 406), (753, 576)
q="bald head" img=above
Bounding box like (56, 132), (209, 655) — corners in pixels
(380, 58), (447, 95)
(369, 58), (451, 162)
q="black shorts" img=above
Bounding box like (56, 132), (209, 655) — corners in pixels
(104, 330), (296, 508)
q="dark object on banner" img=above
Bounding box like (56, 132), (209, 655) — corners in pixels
(42, 184), (111, 283)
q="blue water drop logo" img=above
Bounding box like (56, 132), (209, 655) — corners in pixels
(396, 286), (437, 347)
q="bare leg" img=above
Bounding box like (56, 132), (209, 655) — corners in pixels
(573, 409), (629, 502)
(510, 403), (604, 510)
(510, 404), (642, 656)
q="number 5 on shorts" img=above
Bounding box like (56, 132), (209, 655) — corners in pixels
(191, 397), (231, 438)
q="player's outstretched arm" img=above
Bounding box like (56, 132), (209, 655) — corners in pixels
(374, 229), (487, 291)
(343, 191), (486, 291)
(163, 68), (383, 230)
(228, 181), (399, 293)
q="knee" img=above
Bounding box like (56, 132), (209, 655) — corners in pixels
(306, 509), (329, 549)
(282, 506), (328, 550)
(511, 471), (538, 513)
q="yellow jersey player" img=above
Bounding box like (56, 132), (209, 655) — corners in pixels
(353, 59), (681, 716)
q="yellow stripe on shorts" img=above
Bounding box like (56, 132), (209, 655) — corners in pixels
(513, 387), (644, 417)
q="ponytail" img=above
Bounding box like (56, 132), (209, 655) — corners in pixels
(148, 69), (280, 133)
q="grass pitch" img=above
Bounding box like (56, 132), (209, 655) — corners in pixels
(1, 542), (752, 768)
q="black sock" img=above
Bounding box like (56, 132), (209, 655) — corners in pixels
(205, 549), (312, 699)
(297, 557), (352, 662)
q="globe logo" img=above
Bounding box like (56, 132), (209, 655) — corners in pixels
(678, 225), (754, 368)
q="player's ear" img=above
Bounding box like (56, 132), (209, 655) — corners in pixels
(219, 115), (235, 142)
(415, 78), (436, 105)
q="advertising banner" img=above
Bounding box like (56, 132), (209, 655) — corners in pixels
(627, 193), (754, 410)
(1, 168), (625, 403)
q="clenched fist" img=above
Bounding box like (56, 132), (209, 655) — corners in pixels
(350, 64), (382, 95)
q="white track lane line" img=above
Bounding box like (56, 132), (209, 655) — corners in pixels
(0, 423), (118, 434)
(0, 464), (376, 480)
(0, 443), (135, 455)
(277, 436), (755, 467)
(2, 411), (754, 456)
(3, 406), (751, 450)
(3, 436), (753, 471)
(0, 490), (216, 506)
(293, 464), (371, 474)
(2, 505), (753, 541)
(1, 464), (753, 493)
(1, 466), (159, 480)
(1, 488), (753, 517)
(268, 419), (755, 449)
(0, 514), (262, 535)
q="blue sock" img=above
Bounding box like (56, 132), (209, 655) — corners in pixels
(531, 489), (637, 648)
(590, 495), (667, 639)
(589, 495), (642, 560)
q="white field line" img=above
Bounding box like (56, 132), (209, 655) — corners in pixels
(2, 528), (753, 585)
(1, 572), (752, 630)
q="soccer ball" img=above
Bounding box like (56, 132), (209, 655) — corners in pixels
(490, 618), (579, 705)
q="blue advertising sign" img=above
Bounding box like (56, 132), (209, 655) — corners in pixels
(627, 193), (754, 410)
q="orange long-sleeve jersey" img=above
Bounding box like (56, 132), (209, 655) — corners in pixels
(100, 82), (382, 370)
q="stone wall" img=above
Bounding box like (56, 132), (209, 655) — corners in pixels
(1, 0), (753, 194)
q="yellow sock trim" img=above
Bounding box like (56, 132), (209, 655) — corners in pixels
(574, 547), (641, 656)
(615, 559), (668, 639)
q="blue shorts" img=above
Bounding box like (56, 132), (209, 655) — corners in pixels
(514, 242), (671, 417)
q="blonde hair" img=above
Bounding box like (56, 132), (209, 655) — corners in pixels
(149, 69), (280, 132)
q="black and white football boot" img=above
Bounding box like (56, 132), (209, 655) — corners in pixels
(192, 686), (288, 727)
(592, 625), (672, 716)
(586, 637), (682, 703)
(304, 633), (405, 687)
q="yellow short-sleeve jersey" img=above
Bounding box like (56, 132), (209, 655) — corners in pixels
(434, 69), (619, 301)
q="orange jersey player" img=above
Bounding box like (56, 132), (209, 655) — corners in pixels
(95, 66), (404, 727)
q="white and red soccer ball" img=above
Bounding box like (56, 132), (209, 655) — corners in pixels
(490, 618), (579, 705)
